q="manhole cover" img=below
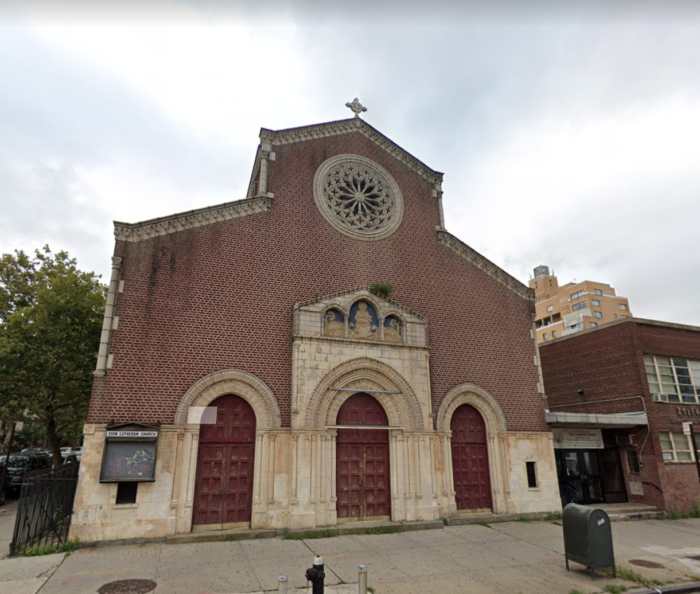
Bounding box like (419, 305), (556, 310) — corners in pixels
(629, 559), (664, 569)
(97, 579), (157, 594)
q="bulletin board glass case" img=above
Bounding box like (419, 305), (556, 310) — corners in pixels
(99, 422), (160, 483)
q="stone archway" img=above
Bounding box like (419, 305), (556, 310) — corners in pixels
(436, 383), (507, 434)
(305, 357), (425, 431)
(175, 369), (282, 429)
(436, 383), (509, 515)
(173, 369), (282, 534)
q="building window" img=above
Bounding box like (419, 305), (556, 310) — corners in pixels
(620, 304), (628, 311)
(526, 461), (538, 488)
(572, 301), (587, 311)
(543, 333), (548, 341)
(613, 314), (617, 319)
(644, 355), (700, 403)
(659, 432), (695, 462)
(590, 322), (597, 328)
(571, 290), (585, 300)
(547, 305), (554, 313)
(626, 449), (641, 474)
(594, 311), (602, 319)
(595, 289), (603, 296)
(552, 330), (557, 338)
(116, 482), (138, 504)
(592, 299), (601, 307)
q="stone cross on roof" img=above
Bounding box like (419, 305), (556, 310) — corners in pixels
(345, 97), (367, 118)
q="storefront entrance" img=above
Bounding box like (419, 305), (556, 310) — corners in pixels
(555, 447), (627, 506)
(336, 393), (391, 520)
(557, 450), (604, 505)
(193, 395), (256, 528)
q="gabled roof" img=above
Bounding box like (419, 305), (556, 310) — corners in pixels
(246, 117), (444, 197)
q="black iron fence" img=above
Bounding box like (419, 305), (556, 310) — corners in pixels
(10, 463), (79, 556)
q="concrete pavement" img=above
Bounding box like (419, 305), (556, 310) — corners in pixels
(0, 500), (18, 559)
(1, 518), (700, 594)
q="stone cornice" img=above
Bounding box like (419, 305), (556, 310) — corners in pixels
(436, 230), (534, 302)
(260, 118), (444, 185)
(294, 286), (426, 321)
(114, 196), (273, 243)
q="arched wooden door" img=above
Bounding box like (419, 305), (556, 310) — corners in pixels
(451, 404), (492, 511)
(336, 393), (391, 520)
(193, 395), (256, 528)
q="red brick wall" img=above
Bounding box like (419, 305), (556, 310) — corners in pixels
(540, 320), (700, 512)
(89, 130), (546, 432)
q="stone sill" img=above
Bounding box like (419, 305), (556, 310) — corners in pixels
(112, 503), (138, 510)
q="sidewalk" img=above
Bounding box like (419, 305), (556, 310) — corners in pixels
(1, 518), (700, 594)
(0, 500), (18, 559)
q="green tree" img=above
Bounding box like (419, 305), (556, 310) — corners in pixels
(0, 246), (106, 467)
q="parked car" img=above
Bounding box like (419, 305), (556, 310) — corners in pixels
(0, 452), (52, 497)
(61, 453), (80, 465)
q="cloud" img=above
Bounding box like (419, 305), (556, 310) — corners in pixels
(1, 2), (699, 326)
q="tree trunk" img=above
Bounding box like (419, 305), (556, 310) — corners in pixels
(1, 420), (12, 456)
(46, 415), (63, 468)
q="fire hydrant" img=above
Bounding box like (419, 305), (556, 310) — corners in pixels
(305, 556), (325, 594)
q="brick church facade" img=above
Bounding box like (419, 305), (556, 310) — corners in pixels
(71, 108), (560, 542)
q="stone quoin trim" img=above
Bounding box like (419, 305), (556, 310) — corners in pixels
(306, 357), (425, 430)
(114, 195), (273, 243)
(436, 383), (508, 433)
(174, 369), (282, 429)
(437, 230), (534, 302)
(259, 118), (444, 185)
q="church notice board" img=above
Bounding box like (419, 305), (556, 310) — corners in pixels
(100, 423), (160, 483)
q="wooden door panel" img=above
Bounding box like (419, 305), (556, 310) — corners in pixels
(336, 394), (391, 520)
(451, 405), (492, 511)
(193, 396), (256, 527)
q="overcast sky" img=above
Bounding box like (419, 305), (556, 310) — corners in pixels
(1, 1), (699, 325)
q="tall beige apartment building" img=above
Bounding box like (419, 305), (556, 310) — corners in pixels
(529, 265), (632, 343)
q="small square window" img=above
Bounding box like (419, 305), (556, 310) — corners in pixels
(526, 461), (538, 488)
(116, 482), (138, 504)
(590, 322), (598, 328)
(592, 299), (601, 307)
(546, 305), (554, 313)
(543, 333), (548, 341)
(613, 314), (618, 319)
(620, 304), (628, 311)
(552, 330), (557, 338)
(594, 311), (602, 319)
(595, 289), (603, 296)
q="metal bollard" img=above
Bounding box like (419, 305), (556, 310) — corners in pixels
(358, 564), (368, 594)
(305, 555), (325, 594)
(278, 574), (288, 594)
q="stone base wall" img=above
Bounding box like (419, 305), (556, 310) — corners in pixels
(70, 424), (560, 542)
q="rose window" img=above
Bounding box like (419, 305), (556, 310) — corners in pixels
(314, 155), (404, 241)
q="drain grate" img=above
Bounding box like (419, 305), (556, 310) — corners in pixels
(97, 579), (157, 594)
(629, 559), (664, 569)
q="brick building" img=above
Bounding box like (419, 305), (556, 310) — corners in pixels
(71, 108), (560, 542)
(540, 317), (700, 513)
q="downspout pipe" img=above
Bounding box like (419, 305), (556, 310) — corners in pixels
(94, 256), (122, 376)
